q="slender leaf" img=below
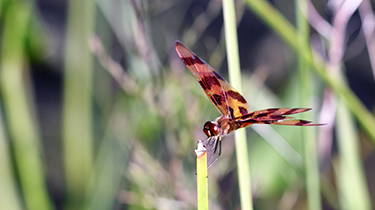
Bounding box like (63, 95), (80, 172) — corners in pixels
(223, 0), (253, 209)
(63, 0), (96, 209)
(296, 0), (322, 209)
(0, 1), (54, 209)
(336, 101), (372, 210)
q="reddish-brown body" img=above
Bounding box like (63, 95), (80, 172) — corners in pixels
(214, 116), (239, 136)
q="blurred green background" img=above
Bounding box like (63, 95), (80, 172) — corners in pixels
(1, 0), (375, 209)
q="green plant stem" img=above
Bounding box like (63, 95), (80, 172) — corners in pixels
(223, 0), (253, 209)
(63, 0), (95, 209)
(0, 109), (23, 210)
(244, 0), (375, 144)
(296, 0), (322, 209)
(196, 141), (208, 210)
(336, 100), (372, 210)
(0, 1), (53, 210)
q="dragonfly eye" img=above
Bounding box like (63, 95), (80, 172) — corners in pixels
(203, 121), (219, 137)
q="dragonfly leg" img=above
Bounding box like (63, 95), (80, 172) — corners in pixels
(218, 140), (222, 157)
(213, 137), (219, 154)
(207, 137), (223, 168)
(205, 137), (217, 164)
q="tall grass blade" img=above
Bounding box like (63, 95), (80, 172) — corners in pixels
(296, 0), (322, 209)
(63, 0), (95, 209)
(223, 0), (253, 209)
(0, 1), (54, 210)
(0, 107), (23, 210)
(336, 101), (372, 210)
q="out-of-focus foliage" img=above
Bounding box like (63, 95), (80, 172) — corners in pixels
(0, 0), (374, 209)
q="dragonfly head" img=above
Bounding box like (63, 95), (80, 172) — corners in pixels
(203, 121), (219, 137)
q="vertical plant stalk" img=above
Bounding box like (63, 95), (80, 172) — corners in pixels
(0, 109), (23, 210)
(296, 0), (322, 209)
(223, 0), (253, 209)
(336, 101), (372, 210)
(0, 1), (54, 210)
(63, 0), (95, 209)
(195, 141), (208, 210)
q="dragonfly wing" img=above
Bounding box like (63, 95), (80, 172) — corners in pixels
(175, 41), (251, 119)
(236, 108), (323, 127)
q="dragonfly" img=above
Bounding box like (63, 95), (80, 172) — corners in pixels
(175, 40), (322, 165)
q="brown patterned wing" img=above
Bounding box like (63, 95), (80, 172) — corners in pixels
(175, 41), (251, 119)
(235, 108), (324, 128)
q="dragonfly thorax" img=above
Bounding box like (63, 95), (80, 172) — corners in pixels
(203, 121), (219, 137)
